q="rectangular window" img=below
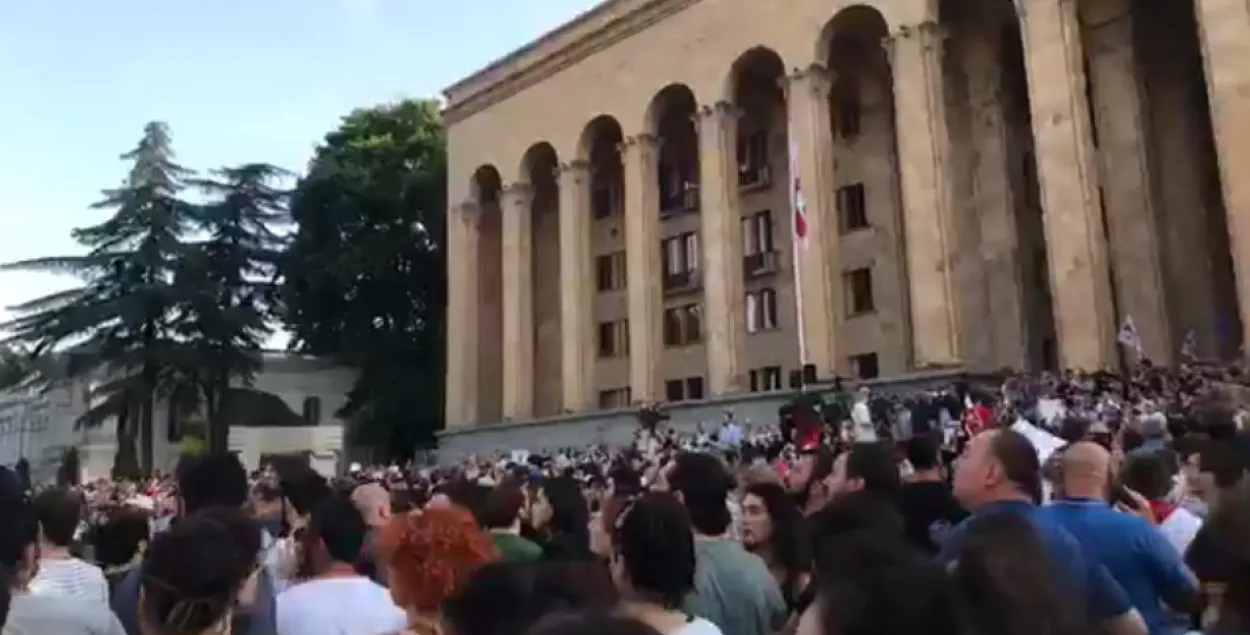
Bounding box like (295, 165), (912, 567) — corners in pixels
(592, 181), (620, 219)
(737, 128), (771, 187)
(761, 366), (783, 391)
(662, 233), (699, 276)
(837, 183), (868, 232)
(665, 379), (685, 402)
(745, 289), (779, 333)
(742, 210), (774, 256)
(598, 387), (632, 409)
(663, 304), (702, 347)
(845, 268), (875, 315)
(685, 376), (705, 400)
(597, 320), (628, 357)
(595, 251), (626, 292)
(836, 95), (861, 139)
(849, 353), (880, 379)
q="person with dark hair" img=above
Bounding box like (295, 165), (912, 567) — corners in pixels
(480, 481), (543, 562)
(525, 612), (664, 635)
(443, 561), (617, 635)
(111, 452), (278, 635)
(798, 531), (957, 635)
(29, 487), (108, 603)
(1, 489), (124, 634)
(1120, 452), (1203, 555)
(740, 482), (811, 613)
(662, 453), (784, 635)
(275, 496), (404, 635)
(945, 430), (1145, 635)
(897, 434), (966, 554)
(528, 476), (593, 560)
(88, 506), (151, 598)
(784, 447), (836, 515)
(611, 492), (722, 635)
(138, 507), (262, 635)
(950, 512), (1087, 635)
(827, 441), (901, 499)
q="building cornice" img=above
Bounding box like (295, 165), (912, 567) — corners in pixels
(441, 0), (701, 126)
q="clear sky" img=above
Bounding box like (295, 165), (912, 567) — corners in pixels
(0, 0), (595, 343)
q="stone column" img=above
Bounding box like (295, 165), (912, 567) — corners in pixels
(1018, 0), (1118, 370)
(695, 101), (746, 395)
(887, 20), (962, 367)
(620, 134), (664, 402)
(500, 182), (534, 420)
(445, 201), (480, 428)
(1081, 0), (1171, 363)
(557, 160), (594, 412)
(782, 64), (841, 376)
(1193, 0), (1250, 349)
(962, 26), (1028, 370)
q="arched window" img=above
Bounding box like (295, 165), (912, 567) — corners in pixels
(302, 397), (322, 425)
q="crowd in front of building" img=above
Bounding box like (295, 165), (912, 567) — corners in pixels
(0, 361), (1249, 635)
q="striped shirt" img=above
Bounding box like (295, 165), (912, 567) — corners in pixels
(29, 557), (109, 604)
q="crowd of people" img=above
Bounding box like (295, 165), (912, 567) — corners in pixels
(0, 362), (1248, 635)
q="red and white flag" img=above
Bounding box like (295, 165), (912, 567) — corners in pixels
(788, 137), (808, 246)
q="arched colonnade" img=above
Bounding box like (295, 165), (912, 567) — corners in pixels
(445, 0), (1250, 427)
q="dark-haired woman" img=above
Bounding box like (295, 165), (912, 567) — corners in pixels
(950, 511), (1088, 635)
(740, 483), (812, 615)
(611, 493), (723, 635)
(527, 477), (593, 560)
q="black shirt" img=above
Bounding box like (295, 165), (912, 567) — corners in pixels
(896, 480), (967, 554)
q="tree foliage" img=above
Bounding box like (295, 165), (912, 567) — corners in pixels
(0, 344), (35, 390)
(2, 122), (196, 473)
(281, 99), (447, 457)
(173, 163), (290, 451)
(1, 123), (289, 470)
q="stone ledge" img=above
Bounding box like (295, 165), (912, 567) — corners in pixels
(437, 368), (998, 460)
(441, 0), (701, 125)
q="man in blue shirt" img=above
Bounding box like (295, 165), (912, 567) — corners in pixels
(941, 429), (1146, 635)
(1045, 442), (1201, 635)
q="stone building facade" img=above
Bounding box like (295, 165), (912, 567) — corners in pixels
(441, 0), (1250, 429)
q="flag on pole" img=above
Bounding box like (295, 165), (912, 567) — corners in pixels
(1181, 330), (1197, 361)
(1117, 316), (1143, 357)
(789, 138), (808, 246)
(788, 134), (808, 367)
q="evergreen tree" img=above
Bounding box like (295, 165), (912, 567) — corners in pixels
(173, 163), (289, 452)
(1, 121), (195, 473)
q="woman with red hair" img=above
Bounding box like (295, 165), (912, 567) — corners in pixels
(376, 506), (500, 635)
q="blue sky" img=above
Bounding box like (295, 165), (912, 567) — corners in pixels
(0, 0), (594, 343)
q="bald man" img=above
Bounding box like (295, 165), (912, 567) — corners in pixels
(1045, 442), (1201, 635)
(351, 483), (391, 529)
(942, 430), (1145, 635)
(350, 483), (391, 584)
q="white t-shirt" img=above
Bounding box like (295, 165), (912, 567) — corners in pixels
(275, 576), (406, 635)
(672, 617), (724, 635)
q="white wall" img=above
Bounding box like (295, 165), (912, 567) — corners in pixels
(2, 354), (356, 481)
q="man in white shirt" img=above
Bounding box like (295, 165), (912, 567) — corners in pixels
(276, 497), (405, 635)
(29, 488), (109, 604)
(851, 387), (877, 443)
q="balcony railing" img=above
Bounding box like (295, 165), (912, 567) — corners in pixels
(663, 268), (702, 296)
(743, 251), (780, 279)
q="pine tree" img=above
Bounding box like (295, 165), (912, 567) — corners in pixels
(173, 163), (289, 452)
(1, 121), (195, 473)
